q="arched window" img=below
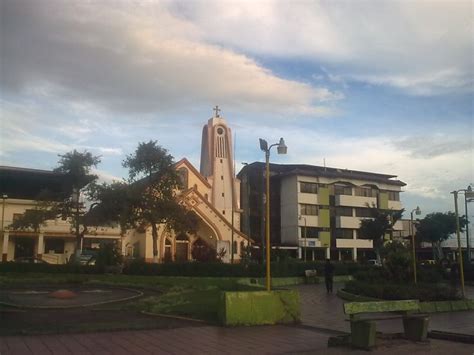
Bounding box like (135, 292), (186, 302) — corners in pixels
(177, 167), (188, 190)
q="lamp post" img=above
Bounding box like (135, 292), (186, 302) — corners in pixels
(259, 137), (287, 291)
(452, 189), (466, 298)
(299, 215), (307, 262)
(1, 195), (7, 261)
(464, 186), (473, 264)
(410, 206), (421, 283)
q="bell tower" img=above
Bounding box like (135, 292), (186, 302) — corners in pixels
(200, 106), (240, 229)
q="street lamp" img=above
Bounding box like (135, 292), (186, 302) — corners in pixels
(452, 187), (472, 298)
(259, 137), (287, 291)
(410, 206), (421, 283)
(299, 215), (307, 262)
(464, 185), (473, 264)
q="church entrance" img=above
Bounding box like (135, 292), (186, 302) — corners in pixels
(175, 233), (189, 261)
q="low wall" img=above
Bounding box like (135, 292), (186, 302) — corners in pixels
(219, 290), (300, 326)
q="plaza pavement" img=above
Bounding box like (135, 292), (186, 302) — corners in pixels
(1, 283), (474, 354)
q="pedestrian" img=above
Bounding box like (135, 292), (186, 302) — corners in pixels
(324, 258), (334, 293)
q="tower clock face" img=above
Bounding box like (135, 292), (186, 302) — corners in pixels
(216, 127), (224, 135)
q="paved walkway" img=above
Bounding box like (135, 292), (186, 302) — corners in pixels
(1, 283), (474, 354)
(2, 325), (474, 354)
(297, 283), (474, 336)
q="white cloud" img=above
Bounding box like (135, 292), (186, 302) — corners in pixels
(1, 0), (340, 117)
(178, 0), (472, 95)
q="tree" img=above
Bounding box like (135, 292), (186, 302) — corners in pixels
(416, 212), (468, 260)
(123, 141), (194, 263)
(53, 150), (101, 254)
(9, 193), (56, 233)
(10, 150), (101, 257)
(359, 204), (404, 264)
(87, 181), (133, 237)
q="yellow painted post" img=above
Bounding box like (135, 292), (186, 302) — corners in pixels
(453, 191), (465, 298)
(265, 151), (271, 291)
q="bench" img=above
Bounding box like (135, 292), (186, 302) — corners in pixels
(304, 269), (317, 284)
(343, 300), (429, 349)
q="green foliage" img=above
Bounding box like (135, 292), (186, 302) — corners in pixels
(54, 150), (101, 188)
(8, 199), (56, 232)
(416, 212), (468, 260)
(344, 280), (460, 302)
(358, 204), (404, 263)
(87, 181), (133, 233)
(122, 141), (193, 261)
(381, 241), (411, 283)
(96, 242), (123, 268)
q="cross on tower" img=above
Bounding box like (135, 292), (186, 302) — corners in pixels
(213, 105), (221, 117)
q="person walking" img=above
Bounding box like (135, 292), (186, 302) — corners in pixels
(324, 259), (335, 293)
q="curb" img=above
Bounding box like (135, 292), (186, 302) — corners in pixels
(429, 330), (474, 344)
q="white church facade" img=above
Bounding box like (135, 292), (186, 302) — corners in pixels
(124, 112), (250, 262)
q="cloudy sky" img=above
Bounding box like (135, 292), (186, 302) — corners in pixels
(1, 0), (472, 218)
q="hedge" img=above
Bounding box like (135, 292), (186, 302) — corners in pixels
(343, 280), (461, 302)
(0, 260), (375, 278)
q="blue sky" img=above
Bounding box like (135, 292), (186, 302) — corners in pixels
(1, 0), (472, 220)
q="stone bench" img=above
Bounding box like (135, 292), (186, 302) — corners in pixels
(343, 300), (429, 349)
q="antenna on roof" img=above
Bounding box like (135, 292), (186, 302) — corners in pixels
(323, 158), (326, 171)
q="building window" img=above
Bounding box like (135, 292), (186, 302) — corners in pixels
(177, 168), (188, 190)
(335, 207), (353, 217)
(44, 239), (65, 254)
(355, 208), (373, 218)
(300, 227), (319, 238)
(232, 241), (238, 255)
(354, 187), (374, 197)
(300, 182), (318, 194)
(300, 204), (318, 216)
(387, 191), (400, 201)
(334, 184), (352, 195)
(334, 229), (353, 239)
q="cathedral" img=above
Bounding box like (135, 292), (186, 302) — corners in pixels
(123, 109), (250, 262)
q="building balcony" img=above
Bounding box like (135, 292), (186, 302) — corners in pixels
(335, 216), (363, 229)
(336, 238), (373, 249)
(335, 195), (377, 208)
(298, 193), (319, 205)
(388, 200), (402, 210)
(298, 238), (322, 248)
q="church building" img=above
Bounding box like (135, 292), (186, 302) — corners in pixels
(111, 109), (250, 262)
(0, 109), (250, 264)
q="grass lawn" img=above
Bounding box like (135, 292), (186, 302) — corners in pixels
(0, 272), (264, 323)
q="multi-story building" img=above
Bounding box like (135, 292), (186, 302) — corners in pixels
(238, 163), (406, 261)
(0, 166), (122, 263)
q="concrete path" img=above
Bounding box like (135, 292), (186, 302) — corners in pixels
(2, 325), (474, 354)
(296, 283), (474, 336)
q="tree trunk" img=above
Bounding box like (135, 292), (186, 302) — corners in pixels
(151, 223), (159, 263)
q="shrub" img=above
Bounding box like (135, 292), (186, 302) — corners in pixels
(96, 242), (123, 268)
(381, 241), (411, 283)
(344, 280), (460, 301)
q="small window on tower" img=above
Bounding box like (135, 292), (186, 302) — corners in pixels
(222, 210), (225, 215)
(222, 193), (224, 197)
(217, 127), (224, 135)
(221, 175), (224, 180)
